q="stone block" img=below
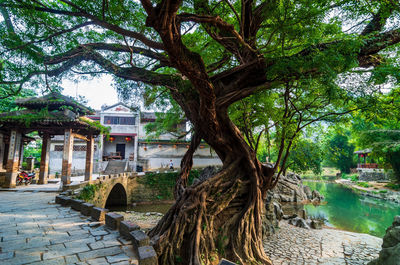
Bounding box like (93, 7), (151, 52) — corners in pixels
(80, 203), (94, 216)
(105, 212), (124, 230)
(138, 246), (158, 265)
(218, 259), (236, 265)
(119, 220), (140, 239)
(59, 196), (72, 207)
(130, 230), (150, 250)
(70, 199), (84, 211)
(91, 207), (109, 221)
(55, 195), (65, 204)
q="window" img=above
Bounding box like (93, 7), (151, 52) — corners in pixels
(104, 116), (135, 125)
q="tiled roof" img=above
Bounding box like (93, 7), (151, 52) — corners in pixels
(15, 92), (94, 115)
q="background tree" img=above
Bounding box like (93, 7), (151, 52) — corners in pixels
(323, 128), (356, 173)
(1, 1), (400, 264)
(285, 137), (323, 175)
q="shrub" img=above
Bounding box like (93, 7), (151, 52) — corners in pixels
(379, 189), (388, 193)
(77, 183), (101, 202)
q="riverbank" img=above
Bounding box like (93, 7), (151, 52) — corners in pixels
(335, 179), (400, 204)
(264, 221), (382, 265)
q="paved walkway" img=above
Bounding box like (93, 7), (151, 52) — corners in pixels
(0, 192), (138, 265)
(264, 221), (382, 265)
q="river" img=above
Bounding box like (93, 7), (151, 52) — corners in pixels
(302, 181), (400, 237)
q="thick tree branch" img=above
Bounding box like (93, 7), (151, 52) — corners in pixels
(45, 43), (169, 66)
(8, 0), (165, 50)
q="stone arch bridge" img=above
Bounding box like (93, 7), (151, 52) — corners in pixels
(82, 172), (168, 209)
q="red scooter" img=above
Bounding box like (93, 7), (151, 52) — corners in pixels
(16, 171), (35, 185)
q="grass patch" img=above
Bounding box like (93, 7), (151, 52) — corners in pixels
(342, 173), (359, 182)
(385, 182), (400, 191)
(357, 182), (370, 188)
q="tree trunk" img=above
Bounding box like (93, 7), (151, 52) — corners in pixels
(149, 111), (275, 265)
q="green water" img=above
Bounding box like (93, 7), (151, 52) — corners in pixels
(303, 181), (400, 237)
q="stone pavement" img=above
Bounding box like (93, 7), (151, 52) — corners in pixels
(0, 191), (138, 264)
(0, 175), (102, 192)
(264, 221), (382, 265)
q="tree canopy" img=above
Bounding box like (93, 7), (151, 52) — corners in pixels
(1, 0), (400, 264)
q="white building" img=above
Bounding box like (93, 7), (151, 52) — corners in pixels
(49, 103), (221, 174)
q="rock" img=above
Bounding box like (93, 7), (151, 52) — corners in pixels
(271, 174), (308, 203)
(197, 166), (221, 182)
(312, 190), (324, 201)
(263, 192), (283, 237)
(309, 219), (322, 229)
(283, 214), (297, 220)
(303, 186), (312, 200)
(368, 216), (400, 265)
(288, 217), (310, 229)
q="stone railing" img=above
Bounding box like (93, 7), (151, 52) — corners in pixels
(55, 194), (158, 265)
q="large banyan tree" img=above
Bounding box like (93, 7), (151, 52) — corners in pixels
(1, 0), (400, 264)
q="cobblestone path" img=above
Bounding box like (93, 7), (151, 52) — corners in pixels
(0, 191), (138, 265)
(264, 221), (382, 265)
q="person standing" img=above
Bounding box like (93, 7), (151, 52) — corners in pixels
(169, 160), (174, 170)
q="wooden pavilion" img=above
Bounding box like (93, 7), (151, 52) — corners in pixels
(0, 92), (106, 188)
(354, 148), (379, 169)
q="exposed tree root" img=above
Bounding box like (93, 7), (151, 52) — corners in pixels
(150, 158), (273, 265)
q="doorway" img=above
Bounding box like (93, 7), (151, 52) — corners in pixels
(116, 144), (125, 159)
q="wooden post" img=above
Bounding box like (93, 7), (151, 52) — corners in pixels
(134, 135), (138, 163)
(85, 134), (94, 181)
(0, 133), (4, 171)
(4, 130), (21, 188)
(38, 134), (50, 184)
(18, 141), (24, 168)
(61, 129), (73, 185)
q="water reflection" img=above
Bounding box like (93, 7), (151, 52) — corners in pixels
(302, 181), (400, 237)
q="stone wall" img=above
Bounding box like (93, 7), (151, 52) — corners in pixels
(359, 171), (389, 182)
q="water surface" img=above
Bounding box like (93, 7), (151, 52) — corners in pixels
(303, 181), (400, 237)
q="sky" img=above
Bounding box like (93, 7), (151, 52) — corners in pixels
(61, 75), (118, 110)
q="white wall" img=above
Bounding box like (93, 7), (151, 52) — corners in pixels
(103, 136), (135, 159)
(138, 143), (221, 170)
(49, 142), (100, 174)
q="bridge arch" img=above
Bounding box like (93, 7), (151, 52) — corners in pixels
(105, 183), (128, 208)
